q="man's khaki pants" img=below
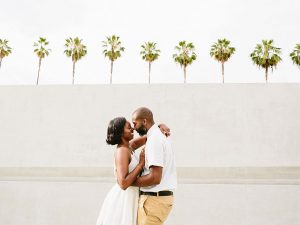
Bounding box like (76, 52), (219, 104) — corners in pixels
(137, 194), (174, 225)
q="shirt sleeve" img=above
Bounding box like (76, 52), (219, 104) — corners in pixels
(146, 134), (164, 168)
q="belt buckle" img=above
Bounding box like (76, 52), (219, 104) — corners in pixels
(156, 191), (159, 197)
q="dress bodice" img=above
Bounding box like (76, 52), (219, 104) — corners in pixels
(128, 151), (139, 173)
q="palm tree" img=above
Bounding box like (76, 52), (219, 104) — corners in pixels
(102, 35), (125, 84)
(210, 39), (235, 83)
(290, 44), (300, 69)
(173, 41), (196, 83)
(140, 42), (160, 83)
(64, 37), (87, 84)
(0, 39), (12, 70)
(250, 40), (281, 83)
(33, 37), (51, 85)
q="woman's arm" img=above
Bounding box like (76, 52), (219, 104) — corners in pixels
(115, 147), (145, 190)
(129, 135), (147, 151)
(129, 124), (171, 150)
(158, 123), (171, 137)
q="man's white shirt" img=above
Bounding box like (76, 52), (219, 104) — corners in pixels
(140, 124), (177, 192)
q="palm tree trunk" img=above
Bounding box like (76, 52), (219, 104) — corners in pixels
(184, 66), (187, 84)
(265, 67), (268, 83)
(36, 58), (42, 85)
(72, 62), (75, 85)
(222, 62), (224, 83)
(148, 62), (151, 84)
(0, 58), (2, 69)
(110, 61), (113, 84)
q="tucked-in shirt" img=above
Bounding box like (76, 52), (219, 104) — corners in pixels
(140, 124), (177, 192)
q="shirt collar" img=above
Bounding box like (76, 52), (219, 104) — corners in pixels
(147, 124), (157, 138)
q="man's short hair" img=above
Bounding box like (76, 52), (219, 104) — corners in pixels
(133, 107), (154, 123)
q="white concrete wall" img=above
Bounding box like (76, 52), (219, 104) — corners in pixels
(0, 84), (300, 225)
(1, 84), (300, 167)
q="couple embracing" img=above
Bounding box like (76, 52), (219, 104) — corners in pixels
(96, 107), (177, 225)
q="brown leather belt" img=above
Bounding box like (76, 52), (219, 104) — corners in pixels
(140, 190), (173, 196)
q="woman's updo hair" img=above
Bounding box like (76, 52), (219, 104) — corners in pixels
(106, 117), (127, 145)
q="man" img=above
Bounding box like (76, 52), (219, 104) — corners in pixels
(132, 107), (177, 225)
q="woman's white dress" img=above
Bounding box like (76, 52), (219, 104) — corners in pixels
(96, 152), (140, 225)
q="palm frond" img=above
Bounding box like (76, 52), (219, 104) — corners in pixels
(33, 37), (51, 59)
(140, 41), (161, 63)
(210, 38), (236, 63)
(250, 39), (282, 69)
(64, 37), (87, 62)
(102, 35), (125, 61)
(290, 44), (300, 68)
(0, 39), (13, 58)
(173, 40), (197, 67)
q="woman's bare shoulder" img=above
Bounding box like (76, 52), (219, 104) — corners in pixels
(115, 146), (131, 160)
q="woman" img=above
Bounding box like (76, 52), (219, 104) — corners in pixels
(96, 117), (169, 225)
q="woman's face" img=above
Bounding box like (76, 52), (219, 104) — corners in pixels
(122, 121), (134, 141)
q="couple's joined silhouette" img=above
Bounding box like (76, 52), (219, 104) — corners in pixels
(96, 107), (177, 225)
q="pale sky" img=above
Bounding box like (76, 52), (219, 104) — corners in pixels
(0, 0), (299, 85)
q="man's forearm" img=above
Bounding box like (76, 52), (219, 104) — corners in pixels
(133, 173), (157, 187)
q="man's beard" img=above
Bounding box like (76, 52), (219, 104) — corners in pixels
(136, 125), (147, 136)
